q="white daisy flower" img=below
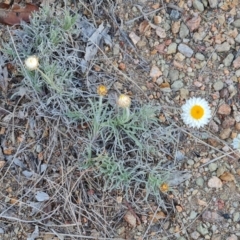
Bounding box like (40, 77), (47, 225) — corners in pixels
(181, 97), (211, 129)
(232, 134), (240, 150)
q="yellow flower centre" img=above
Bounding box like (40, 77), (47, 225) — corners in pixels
(97, 85), (108, 96)
(190, 105), (204, 120)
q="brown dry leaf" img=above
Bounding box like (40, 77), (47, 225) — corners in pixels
(0, 3), (39, 25)
(124, 211), (136, 227)
(0, 161), (6, 168)
(197, 199), (208, 206)
(160, 82), (170, 88)
(139, 20), (150, 34)
(3, 147), (14, 155)
(176, 205), (183, 212)
(151, 3), (160, 9)
(10, 197), (19, 205)
(219, 172), (235, 182)
(149, 211), (166, 223)
(186, 16), (201, 32)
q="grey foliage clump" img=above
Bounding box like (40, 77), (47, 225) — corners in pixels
(2, 6), (110, 123)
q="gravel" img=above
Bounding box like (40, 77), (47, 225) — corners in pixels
(178, 43), (194, 57)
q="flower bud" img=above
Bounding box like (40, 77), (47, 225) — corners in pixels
(25, 56), (39, 71)
(97, 85), (108, 96)
(117, 94), (131, 108)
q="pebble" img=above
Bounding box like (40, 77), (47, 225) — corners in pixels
(167, 43), (177, 54)
(171, 80), (184, 90)
(196, 177), (204, 187)
(227, 235), (238, 240)
(236, 69), (240, 77)
(178, 43), (193, 57)
(233, 19), (240, 28)
(208, 0), (218, 8)
(170, 9), (181, 21)
(218, 104), (231, 115)
(113, 44), (120, 55)
(189, 211), (198, 219)
(191, 231), (200, 239)
(169, 69), (179, 82)
(195, 52), (205, 61)
(223, 53), (234, 67)
(197, 224), (209, 235)
(209, 163), (218, 172)
(213, 81), (224, 91)
(180, 88), (189, 99)
(216, 42), (230, 52)
(179, 23), (189, 39)
(219, 128), (231, 139)
(193, 0), (204, 12)
(233, 212), (240, 222)
(233, 56), (240, 69)
(208, 176), (223, 188)
(187, 159), (195, 165)
(235, 34), (240, 43)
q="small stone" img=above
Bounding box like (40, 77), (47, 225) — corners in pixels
(216, 42), (230, 52)
(196, 177), (204, 187)
(180, 88), (189, 99)
(193, 0), (204, 12)
(208, 176), (223, 188)
(235, 34), (240, 43)
(208, 0), (218, 8)
(169, 69), (179, 82)
(129, 32), (140, 45)
(178, 43), (194, 57)
(189, 211), (198, 219)
(222, 117), (235, 128)
(171, 80), (184, 90)
(179, 22), (189, 39)
(213, 81), (224, 91)
(233, 19), (240, 28)
(187, 159), (195, 165)
(156, 27), (166, 38)
(219, 128), (231, 139)
(175, 52), (185, 61)
(233, 212), (240, 222)
(223, 53), (234, 67)
(170, 9), (181, 21)
(233, 56), (240, 69)
(209, 163), (218, 172)
(218, 104), (231, 115)
(113, 44), (120, 55)
(195, 53), (205, 61)
(150, 65), (162, 78)
(167, 43), (177, 54)
(197, 224), (209, 235)
(117, 226), (125, 235)
(236, 69), (240, 77)
(191, 231), (200, 239)
(227, 234), (238, 240)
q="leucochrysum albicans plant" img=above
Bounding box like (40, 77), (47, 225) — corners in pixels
(181, 97), (211, 128)
(25, 55), (62, 93)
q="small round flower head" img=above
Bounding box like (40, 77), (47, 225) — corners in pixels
(232, 134), (240, 150)
(25, 56), (39, 71)
(97, 85), (108, 96)
(117, 94), (131, 108)
(181, 97), (211, 129)
(160, 183), (169, 192)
